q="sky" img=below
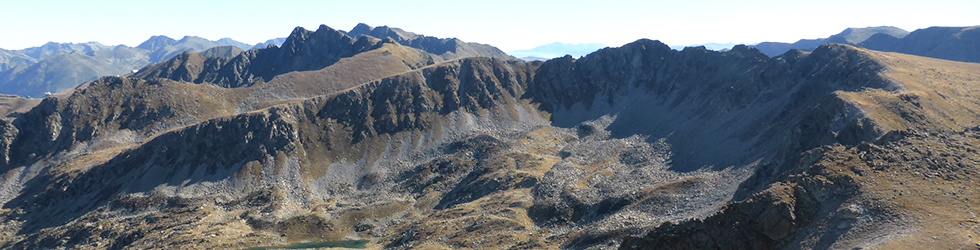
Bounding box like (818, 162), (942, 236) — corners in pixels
(1, 0), (978, 51)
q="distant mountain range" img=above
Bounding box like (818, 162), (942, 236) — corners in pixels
(751, 26), (980, 64)
(859, 26), (980, 63)
(0, 36), (285, 98)
(669, 42), (753, 51)
(0, 22), (515, 98)
(251, 38), (287, 50)
(507, 42), (607, 60)
(137, 23), (517, 89)
(752, 26), (910, 57)
(346, 23), (514, 60)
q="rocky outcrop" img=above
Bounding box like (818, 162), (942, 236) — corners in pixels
(619, 147), (858, 250)
(528, 40), (894, 173)
(623, 126), (980, 249)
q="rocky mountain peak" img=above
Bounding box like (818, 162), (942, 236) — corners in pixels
(348, 22), (374, 37)
(136, 24), (375, 87)
(280, 25), (353, 54)
(344, 23), (512, 60)
(136, 35), (178, 51)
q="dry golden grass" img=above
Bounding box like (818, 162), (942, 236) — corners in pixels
(254, 43), (435, 102)
(0, 95), (40, 117)
(838, 48), (980, 132)
(806, 49), (980, 248)
(806, 134), (980, 249)
(398, 189), (550, 250)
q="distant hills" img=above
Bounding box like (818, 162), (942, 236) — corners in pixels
(346, 23), (514, 60)
(137, 23), (517, 89)
(669, 42), (747, 51)
(751, 26), (980, 64)
(859, 26), (980, 63)
(753, 26), (910, 57)
(251, 38), (287, 50)
(0, 22), (515, 98)
(507, 42), (607, 60)
(0, 36), (283, 98)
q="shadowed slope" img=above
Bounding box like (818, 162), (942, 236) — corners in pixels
(621, 48), (980, 250)
(135, 25), (385, 88)
(528, 40), (897, 173)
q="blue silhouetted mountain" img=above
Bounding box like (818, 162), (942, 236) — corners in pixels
(507, 42), (607, 59)
(859, 26), (980, 63)
(345, 23), (513, 60)
(753, 26), (909, 57)
(251, 37), (287, 50)
(0, 36), (260, 97)
(669, 42), (756, 51)
(216, 38), (253, 50)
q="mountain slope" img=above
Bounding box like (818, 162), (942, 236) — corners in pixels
(0, 47), (150, 97)
(2, 30), (980, 250)
(135, 25), (385, 88)
(860, 26), (980, 63)
(753, 26), (909, 57)
(18, 42), (114, 61)
(0, 49), (35, 72)
(0, 95), (40, 117)
(622, 46), (980, 250)
(347, 23), (515, 60)
(0, 36), (258, 97)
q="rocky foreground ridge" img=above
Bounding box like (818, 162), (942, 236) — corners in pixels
(1, 23), (980, 249)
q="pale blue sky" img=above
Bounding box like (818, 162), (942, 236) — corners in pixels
(1, 0), (978, 51)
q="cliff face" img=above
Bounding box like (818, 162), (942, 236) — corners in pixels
(529, 40), (894, 174)
(3, 33), (980, 249)
(620, 43), (980, 249)
(0, 57), (548, 249)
